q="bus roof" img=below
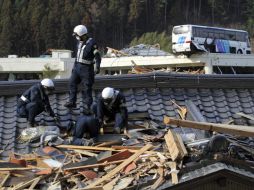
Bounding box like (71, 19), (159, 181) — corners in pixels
(173, 24), (248, 33)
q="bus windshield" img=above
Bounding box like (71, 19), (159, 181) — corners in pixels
(173, 25), (190, 34)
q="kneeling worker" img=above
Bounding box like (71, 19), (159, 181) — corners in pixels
(96, 87), (128, 134)
(17, 78), (58, 127)
(66, 115), (100, 145)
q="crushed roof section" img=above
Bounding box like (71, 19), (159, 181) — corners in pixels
(121, 44), (171, 56)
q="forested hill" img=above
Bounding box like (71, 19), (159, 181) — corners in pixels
(0, 0), (253, 57)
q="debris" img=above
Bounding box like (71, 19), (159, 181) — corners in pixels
(170, 100), (187, 120)
(130, 60), (154, 74)
(236, 112), (254, 121)
(85, 144), (153, 188)
(113, 176), (134, 190)
(164, 129), (187, 161)
(1, 114), (254, 189)
(164, 116), (254, 137)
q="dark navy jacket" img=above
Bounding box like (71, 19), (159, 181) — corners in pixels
(18, 83), (55, 117)
(97, 90), (128, 121)
(75, 38), (101, 68)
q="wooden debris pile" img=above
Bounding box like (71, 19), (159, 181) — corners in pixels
(1, 113), (254, 189)
(0, 122), (188, 190)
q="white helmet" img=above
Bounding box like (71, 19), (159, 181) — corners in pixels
(41, 78), (54, 89)
(73, 25), (88, 36)
(102, 87), (114, 99)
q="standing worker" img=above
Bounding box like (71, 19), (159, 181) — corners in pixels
(17, 78), (58, 127)
(96, 87), (128, 134)
(64, 24), (101, 114)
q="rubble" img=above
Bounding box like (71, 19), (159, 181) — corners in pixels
(0, 111), (254, 189)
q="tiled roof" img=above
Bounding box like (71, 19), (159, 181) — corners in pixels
(158, 162), (254, 189)
(1, 73), (254, 159)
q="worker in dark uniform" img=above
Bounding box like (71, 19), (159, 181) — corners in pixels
(64, 24), (101, 115)
(17, 78), (57, 127)
(64, 115), (100, 146)
(95, 87), (128, 134)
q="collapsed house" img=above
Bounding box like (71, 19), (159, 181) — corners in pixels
(0, 73), (254, 189)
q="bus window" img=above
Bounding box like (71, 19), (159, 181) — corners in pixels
(192, 27), (196, 37)
(208, 32), (214, 38)
(236, 32), (244, 42)
(214, 31), (220, 39)
(173, 25), (189, 34)
(200, 28), (208, 38)
(220, 33), (225, 40)
(224, 31), (231, 40)
(195, 27), (201, 37)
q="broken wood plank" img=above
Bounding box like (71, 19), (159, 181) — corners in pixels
(170, 162), (179, 185)
(0, 167), (40, 171)
(111, 146), (144, 150)
(98, 150), (133, 163)
(57, 145), (121, 151)
(96, 141), (122, 147)
(164, 116), (254, 137)
(64, 160), (125, 171)
(164, 129), (187, 161)
(28, 176), (42, 190)
(236, 112), (254, 121)
(150, 167), (164, 190)
(103, 175), (120, 190)
(0, 172), (10, 188)
(57, 145), (155, 154)
(176, 134), (188, 156)
(13, 176), (44, 190)
(85, 144), (153, 188)
(73, 149), (98, 157)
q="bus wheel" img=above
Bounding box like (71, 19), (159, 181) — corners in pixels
(237, 49), (243, 54)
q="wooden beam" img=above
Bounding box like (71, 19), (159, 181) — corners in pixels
(164, 116), (254, 137)
(84, 144), (153, 188)
(73, 149), (98, 157)
(236, 112), (254, 121)
(164, 129), (187, 161)
(0, 172), (10, 188)
(57, 145), (115, 151)
(13, 176), (43, 190)
(0, 167), (39, 171)
(150, 167), (164, 190)
(57, 145), (155, 154)
(28, 176), (42, 190)
(170, 162), (179, 184)
(64, 160), (125, 171)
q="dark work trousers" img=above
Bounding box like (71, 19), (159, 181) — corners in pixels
(69, 63), (94, 108)
(72, 115), (99, 145)
(17, 102), (44, 125)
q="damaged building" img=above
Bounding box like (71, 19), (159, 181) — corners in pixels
(0, 73), (254, 189)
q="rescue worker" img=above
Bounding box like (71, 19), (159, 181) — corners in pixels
(17, 78), (57, 127)
(95, 87), (128, 134)
(65, 115), (100, 145)
(64, 25), (101, 114)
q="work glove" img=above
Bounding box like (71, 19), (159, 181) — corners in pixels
(94, 66), (100, 75)
(54, 116), (61, 125)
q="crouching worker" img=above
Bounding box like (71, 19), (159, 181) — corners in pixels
(17, 78), (58, 128)
(96, 87), (128, 134)
(65, 115), (100, 146)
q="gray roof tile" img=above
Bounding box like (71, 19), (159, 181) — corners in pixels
(1, 74), (254, 159)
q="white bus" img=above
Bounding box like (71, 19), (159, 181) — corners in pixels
(172, 24), (251, 55)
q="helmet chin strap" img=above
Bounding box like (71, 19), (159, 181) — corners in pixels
(76, 36), (81, 41)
